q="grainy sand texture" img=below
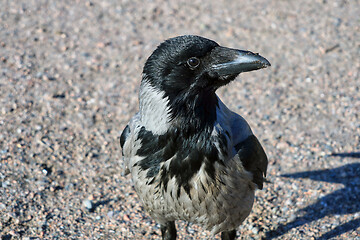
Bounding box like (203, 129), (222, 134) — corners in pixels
(1, 0), (359, 239)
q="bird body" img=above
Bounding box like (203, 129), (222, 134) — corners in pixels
(121, 35), (270, 239)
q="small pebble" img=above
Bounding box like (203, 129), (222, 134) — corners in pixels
(83, 199), (94, 211)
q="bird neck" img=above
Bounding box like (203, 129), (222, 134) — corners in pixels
(139, 81), (173, 135)
(168, 89), (218, 135)
(139, 80), (218, 136)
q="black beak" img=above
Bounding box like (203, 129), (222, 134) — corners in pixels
(209, 47), (270, 77)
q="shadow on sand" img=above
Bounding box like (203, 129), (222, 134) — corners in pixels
(266, 153), (360, 239)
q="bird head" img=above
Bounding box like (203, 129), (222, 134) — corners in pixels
(141, 35), (270, 131)
(143, 35), (270, 96)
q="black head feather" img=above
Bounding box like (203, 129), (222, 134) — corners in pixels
(142, 36), (221, 129)
(143, 35), (219, 93)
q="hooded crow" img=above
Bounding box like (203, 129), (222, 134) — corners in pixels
(120, 35), (270, 240)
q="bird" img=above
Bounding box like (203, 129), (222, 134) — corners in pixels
(120, 35), (270, 240)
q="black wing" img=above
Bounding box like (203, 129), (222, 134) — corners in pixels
(235, 135), (268, 189)
(120, 125), (130, 155)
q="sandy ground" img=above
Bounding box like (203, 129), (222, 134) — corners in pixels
(1, 0), (359, 239)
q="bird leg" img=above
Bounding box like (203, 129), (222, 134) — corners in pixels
(160, 221), (177, 240)
(221, 230), (237, 240)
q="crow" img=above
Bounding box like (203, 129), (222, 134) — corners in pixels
(120, 35), (270, 240)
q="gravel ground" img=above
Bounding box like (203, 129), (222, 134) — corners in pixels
(1, 0), (359, 239)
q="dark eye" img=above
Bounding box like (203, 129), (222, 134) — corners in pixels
(187, 57), (200, 69)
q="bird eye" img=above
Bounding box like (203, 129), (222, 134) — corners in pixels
(187, 57), (200, 69)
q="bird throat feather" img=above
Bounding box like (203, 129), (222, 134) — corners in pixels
(136, 78), (229, 197)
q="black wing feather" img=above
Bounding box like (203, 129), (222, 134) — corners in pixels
(235, 135), (268, 189)
(120, 125), (130, 154)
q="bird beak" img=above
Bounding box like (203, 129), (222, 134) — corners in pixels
(209, 47), (271, 77)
